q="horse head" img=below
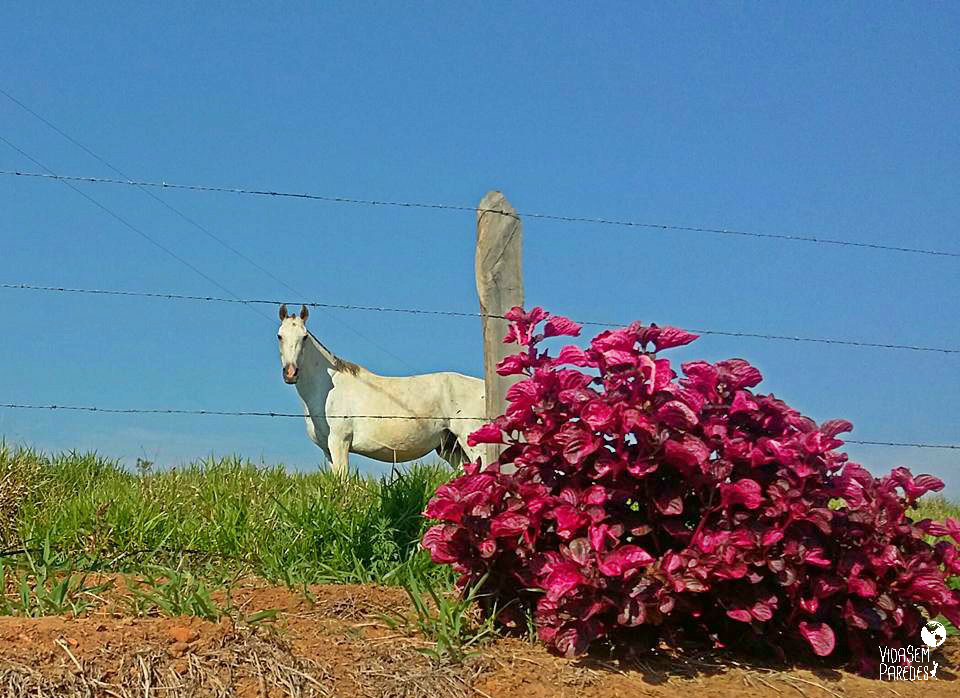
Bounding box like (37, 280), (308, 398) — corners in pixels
(277, 304), (310, 384)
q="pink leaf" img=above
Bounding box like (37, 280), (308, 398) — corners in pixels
(663, 434), (710, 472)
(651, 326), (699, 350)
(721, 479), (762, 510)
(581, 400), (614, 430)
(466, 423), (502, 447)
(544, 316), (583, 338)
(552, 504), (587, 539)
(588, 524), (613, 552)
(599, 348), (637, 366)
(598, 545), (654, 576)
(496, 354), (529, 376)
(553, 622), (590, 657)
(798, 621), (836, 656)
(820, 419), (854, 437)
(655, 401), (699, 430)
(421, 525), (461, 564)
(555, 424), (601, 465)
(543, 563), (584, 601)
(848, 576), (877, 598)
(424, 498), (465, 522)
(716, 359), (763, 390)
(555, 345), (593, 367)
(761, 529), (784, 547)
(490, 512), (530, 538)
(505, 379), (539, 405)
(654, 489), (684, 516)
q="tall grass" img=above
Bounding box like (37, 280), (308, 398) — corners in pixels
(0, 444), (454, 585)
(912, 494), (960, 524)
(3, 443), (959, 596)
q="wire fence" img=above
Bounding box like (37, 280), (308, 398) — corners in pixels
(4, 282), (958, 355)
(1, 89), (957, 463)
(1, 283), (957, 451)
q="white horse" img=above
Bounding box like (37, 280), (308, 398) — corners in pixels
(277, 304), (486, 476)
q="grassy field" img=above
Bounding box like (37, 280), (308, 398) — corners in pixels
(0, 443), (455, 587)
(3, 443), (959, 578)
(1, 442), (957, 621)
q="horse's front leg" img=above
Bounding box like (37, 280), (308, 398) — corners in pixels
(326, 431), (351, 478)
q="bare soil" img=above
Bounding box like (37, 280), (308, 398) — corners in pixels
(0, 580), (956, 697)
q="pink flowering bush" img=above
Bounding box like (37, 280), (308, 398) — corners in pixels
(422, 307), (960, 672)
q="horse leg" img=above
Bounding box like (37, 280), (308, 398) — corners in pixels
(440, 425), (485, 469)
(452, 420), (483, 463)
(327, 433), (351, 478)
(304, 416), (324, 448)
(436, 430), (465, 469)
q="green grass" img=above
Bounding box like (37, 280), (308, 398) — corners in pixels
(0, 443), (454, 586)
(912, 494), (960, 523)
(124, 563), (230, 621)
(383, 569), (497, 664)
(0, 537), (112, 617)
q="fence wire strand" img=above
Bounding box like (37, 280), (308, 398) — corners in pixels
(0, 403), (956, 450)
(3, 282), (957, 355)
(4, 169), (959, 258)
(0, 403), (479, 419)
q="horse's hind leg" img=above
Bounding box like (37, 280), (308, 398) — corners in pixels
(454, 423), (486, 467)
(436, 430), (465, 469)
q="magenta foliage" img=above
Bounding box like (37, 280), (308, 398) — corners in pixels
(422, 307), (960, 670)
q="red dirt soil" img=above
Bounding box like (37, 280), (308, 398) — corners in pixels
(0, 581), (957, 697)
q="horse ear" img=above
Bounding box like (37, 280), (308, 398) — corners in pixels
(279, 304), (288, 320)
(300, 305), (309, 322)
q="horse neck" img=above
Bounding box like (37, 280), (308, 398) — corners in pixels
(303, 333), (338, 372)
(306, 332), (368, 377)
(294, 334), (337, 402)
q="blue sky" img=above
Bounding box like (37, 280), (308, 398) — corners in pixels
(1, 4), (958, 488)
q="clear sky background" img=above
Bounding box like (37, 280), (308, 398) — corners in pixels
(1, 4), (958, 489)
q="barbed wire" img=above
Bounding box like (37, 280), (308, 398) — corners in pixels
(0, 403), (957, 450)
(3, 169), (958, 259)
(844, 440), (960, 450)
(0, 403), (482, 420)
(3, 282), (958, 355)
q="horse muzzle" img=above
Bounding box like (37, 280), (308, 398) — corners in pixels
(283, 365), (299, 384)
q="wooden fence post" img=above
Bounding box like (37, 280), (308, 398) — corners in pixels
(476, 191), (524, 464)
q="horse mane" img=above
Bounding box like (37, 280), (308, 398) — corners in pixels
(333, 356), (362, 376)
(306, 331), (363, 375)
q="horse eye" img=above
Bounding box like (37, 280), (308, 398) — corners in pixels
(277, 334), (282, 340)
